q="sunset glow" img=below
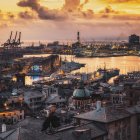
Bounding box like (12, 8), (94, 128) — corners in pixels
(0, 0), (140, 41)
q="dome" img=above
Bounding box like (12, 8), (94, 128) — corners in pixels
(73, 88), (90, 99)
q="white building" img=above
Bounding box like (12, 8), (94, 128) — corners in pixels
(42, 85), (58, 97)
(110, 85), (126, 105)
(24, 89), (46, 110)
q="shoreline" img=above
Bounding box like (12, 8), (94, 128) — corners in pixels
(23, 53), (140, 58)
(75, 54), (140, 58)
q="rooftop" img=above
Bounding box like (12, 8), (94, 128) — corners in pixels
(74, 106), (131, 123)
(46, 94), (66, 104)
(1, 117), (107, 140)
(24, 90), (43, 98)
(126, 105), (140, 114)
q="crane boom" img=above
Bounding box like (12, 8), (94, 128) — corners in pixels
(9, 31), (13, 43)
(14, 31), (18, 42)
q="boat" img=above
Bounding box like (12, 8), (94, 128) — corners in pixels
(94, 64), (120, 81)
(60, 56), (85, 73)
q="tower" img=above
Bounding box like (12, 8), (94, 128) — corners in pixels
(77, 31), (80, 43)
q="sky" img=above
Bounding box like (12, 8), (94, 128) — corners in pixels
(0, 0), (140, 41)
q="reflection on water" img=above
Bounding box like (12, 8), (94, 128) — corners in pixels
(25, 76), (33, 85)
(61, 55), (140, 74)
(25, 76), (44, 85)
(24, 54), (140, 85)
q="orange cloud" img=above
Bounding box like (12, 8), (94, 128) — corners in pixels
(97, 6), (140, 21)
(0, 9), (37, 30)
(102, 0), (140, 3)
(1, 0), (140, 41)
(18, 11), (37, 19)
(17, 0), (68, 20)
(99, 6), (121, 14)
(17, 0), (93, 20)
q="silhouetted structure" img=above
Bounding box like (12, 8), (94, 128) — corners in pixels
(129, 34), (139, 45)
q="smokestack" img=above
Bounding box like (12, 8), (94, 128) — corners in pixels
(2, 124), (6, 133)
(96, 101), (101, 111)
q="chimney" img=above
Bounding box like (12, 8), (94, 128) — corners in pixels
(96, 101), (101, 111)
(2, 124), (6, 133)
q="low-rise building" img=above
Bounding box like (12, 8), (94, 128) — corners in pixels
(124, 80), (140, 106)
(24, 89), (46, 110)
(42, 85), (58, 97)
(110, 85), (126, 106)
(46, 94), (66, 107)
(74, 101), (131, 140)
(0, 109), (24, 124)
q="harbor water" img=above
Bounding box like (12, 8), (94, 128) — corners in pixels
(24, 54), (140, 85)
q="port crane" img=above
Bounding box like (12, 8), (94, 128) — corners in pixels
(0, 31), (23, 69)
(2, 31), (23, 49)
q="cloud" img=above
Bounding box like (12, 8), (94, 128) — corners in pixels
(7, 12), (15, 19)
(62, 0), (80, 12)
(102, 0), (140, 3)
(0, 23), (8, 28)
(17, 0), (93, 20)
(0, 9), (37, 30)
(62, 0), (90, 12)
(17, 0), (67, 20)
(98, 6), (140, 21)
(62, 0), (93, 19)
(0, 11), (16, 28)
(18, 11), (38, 19)
(80, 0), (89, 9)
(112, 14), (140, 20)
(99, 6), (120, 14)
(17, 0), (40, 10)
(1, 0), (140, 41)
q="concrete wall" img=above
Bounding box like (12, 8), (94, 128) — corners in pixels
(130, 115), (137, 140)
